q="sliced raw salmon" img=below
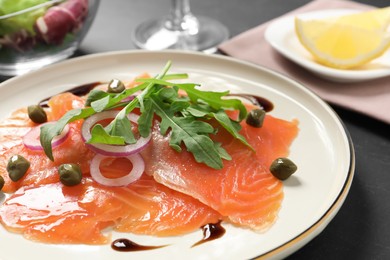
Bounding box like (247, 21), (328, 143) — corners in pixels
(142, 115), (299, 231)
(0, 175), (222, 244)
(0, 87), (299, 245)
(0, 108), (33, 155)
(0, 93), (94, 193)
(1, 92), (221, 244)
(47, 92), (86, 120)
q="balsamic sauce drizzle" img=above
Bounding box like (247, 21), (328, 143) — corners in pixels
(230, 93), (274, 112)
(111, 221), (226, 252)
(111, 238), (167, 252)
(38, 81), (103, 107)
(191, 221), (226, 248)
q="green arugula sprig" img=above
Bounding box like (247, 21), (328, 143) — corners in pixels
(40, 61), (252, 169)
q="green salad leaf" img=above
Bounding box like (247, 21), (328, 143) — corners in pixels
(139, 87), (228, 169)
(40, 107), (94, 161)
(0, 0), (49, 36)
(136, 78), (248, 121)
(40, 61), (253, 169)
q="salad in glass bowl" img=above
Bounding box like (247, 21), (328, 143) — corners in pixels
(0, 0), (100, 76)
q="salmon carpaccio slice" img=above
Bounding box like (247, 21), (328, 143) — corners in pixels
(142, 115), (299, 231)
(0, 93), (95, 193)
(0, 175), (222, 244)
(0, 92), (221, 244)
(0, 90), (298, 244)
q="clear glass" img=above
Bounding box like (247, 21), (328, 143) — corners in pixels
(132, 0), (229, 53)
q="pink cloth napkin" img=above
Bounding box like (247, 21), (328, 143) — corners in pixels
(218, 0), (390, 124)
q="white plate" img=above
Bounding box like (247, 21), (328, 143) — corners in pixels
(264, 9), (390, 83)
(0, 50), (354, 260)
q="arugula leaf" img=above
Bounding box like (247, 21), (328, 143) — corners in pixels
(89, 83), (146, 112)
(214, 142), (232, 161)
(85, 89), (110, 107)
(161, 73), (189, 80)
(86, 61), (173, 147)
(137, 78), (251, 149)
(211, 110), (252, 150)
(40, 107), (95, 161)
(87, 124), (126, 145)
(40, 61), (253, 170)
(185, 104), (252, 150)
(149, 89), (226, 169)
(136, 78), (248, 121)
(104, 104), (137, 144)
(137, 61), (172, 111)
(137, 98), (154, 138)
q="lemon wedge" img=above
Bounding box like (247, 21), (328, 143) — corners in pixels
(295, 7), (390, 69)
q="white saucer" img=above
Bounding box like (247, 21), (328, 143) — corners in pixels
(264, 9), (390, 83)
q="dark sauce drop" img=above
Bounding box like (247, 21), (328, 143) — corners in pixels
(38, 81), (103, 107)
(68, 81), (103, 96)
(230, 94), (274, 112)
(191, 221), (226, 248)
(111, 238), (167, 252)
(111, 222), (225, 252)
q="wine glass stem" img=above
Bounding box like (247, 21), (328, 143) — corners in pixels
(165, 0), (198, 33)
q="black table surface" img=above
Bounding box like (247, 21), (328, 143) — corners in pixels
(3, 0), (390, 259)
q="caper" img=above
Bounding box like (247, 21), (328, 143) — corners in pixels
(246, 108), (266, 128)
(270, 157), (297, 180)
(0, 175), (4, 191)
(6, 155), (30, 182)
(27, 105), (47, 124)
(107, 79), (126, 93)
(58, 163), (82, 186)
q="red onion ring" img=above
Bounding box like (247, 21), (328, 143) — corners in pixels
(90, 153), (144, 186)
(23, 122), (70, 150)
(81, 110), (151, 157)
(121, 91), (141, 103)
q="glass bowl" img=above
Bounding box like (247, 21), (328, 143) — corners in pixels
(0, 0), (100, 76)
